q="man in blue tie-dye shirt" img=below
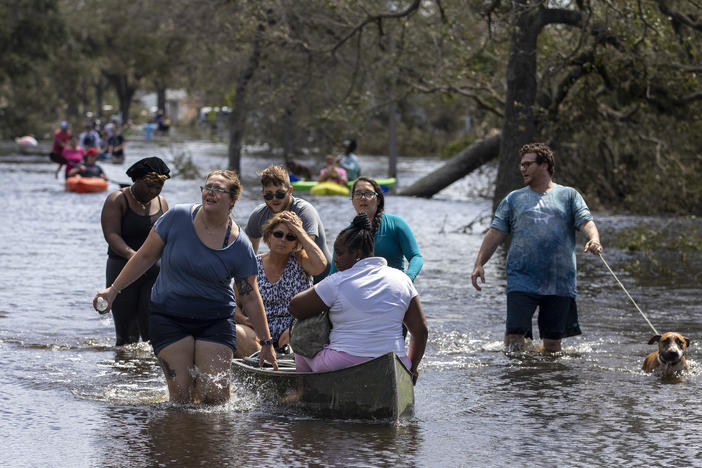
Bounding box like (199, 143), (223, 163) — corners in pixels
(471, 143), (603, 353)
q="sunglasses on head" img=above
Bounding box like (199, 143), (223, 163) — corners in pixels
(263, 190), (288, 201)
(272, 230), (296, 241)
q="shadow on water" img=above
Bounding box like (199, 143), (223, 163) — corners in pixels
(89, 401), (423, 467)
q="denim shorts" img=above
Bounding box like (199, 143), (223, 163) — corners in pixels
(506, 291), (581, 340)
(149, 312), (237, 355)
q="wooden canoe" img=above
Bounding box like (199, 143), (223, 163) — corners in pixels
(231, 352), (414, 420)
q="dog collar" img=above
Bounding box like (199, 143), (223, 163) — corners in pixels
(657, 354), (681, 367)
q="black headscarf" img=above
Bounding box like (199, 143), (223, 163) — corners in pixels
(126, 157), (171, 181)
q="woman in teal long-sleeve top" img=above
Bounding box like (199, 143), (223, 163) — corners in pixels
(329, 177), (423, 281)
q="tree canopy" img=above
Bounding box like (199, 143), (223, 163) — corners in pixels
(1, 0), (701, 213)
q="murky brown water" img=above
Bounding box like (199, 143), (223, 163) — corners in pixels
(1, 139), (700, 467)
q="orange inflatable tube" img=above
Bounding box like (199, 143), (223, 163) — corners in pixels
(65, 176), (108, 193)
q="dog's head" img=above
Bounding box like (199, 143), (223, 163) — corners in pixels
(648, 332), (691, 364)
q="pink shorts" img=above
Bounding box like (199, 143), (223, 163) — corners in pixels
(294, 345), (411, 373)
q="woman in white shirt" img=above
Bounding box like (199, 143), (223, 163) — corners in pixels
(289, 214), (428, 384)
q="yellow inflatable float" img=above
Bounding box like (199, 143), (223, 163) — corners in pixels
(309, 182), (350, 196)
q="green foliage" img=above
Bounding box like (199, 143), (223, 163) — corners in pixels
(169, 147), (201, 180)
(2, 0), (702, 217)
(614, 221), (702, 278)
(438, 135), (476, 159)
(0, 70), (58, 138)
(0, 0), (64, 81)
(0, 0), (64, 136)
(534, 0), (702, 215)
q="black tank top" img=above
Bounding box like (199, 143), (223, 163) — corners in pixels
(107, 191), (164, 259)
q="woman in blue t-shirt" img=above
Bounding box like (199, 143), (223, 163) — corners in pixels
(94, 170), (278, 404)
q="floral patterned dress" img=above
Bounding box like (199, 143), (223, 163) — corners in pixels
(256, 253), (312, 344)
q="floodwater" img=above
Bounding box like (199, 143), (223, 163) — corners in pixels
(1, 138), (701, 467)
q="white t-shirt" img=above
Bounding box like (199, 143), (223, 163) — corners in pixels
(314, 257), (418, 357)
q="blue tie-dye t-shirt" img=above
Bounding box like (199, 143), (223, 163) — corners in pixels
(491, 184), (593, 298)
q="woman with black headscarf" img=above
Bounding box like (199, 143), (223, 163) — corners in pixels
(100, 157), (170, 345)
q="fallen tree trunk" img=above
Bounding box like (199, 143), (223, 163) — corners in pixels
(399, 134), (501, 198)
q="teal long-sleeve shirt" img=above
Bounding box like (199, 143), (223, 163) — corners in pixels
(329, 213), (423, 281)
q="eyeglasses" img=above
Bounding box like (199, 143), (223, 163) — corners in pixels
(352, 191), (377, 200)
(263, 190), (288, 201)
(201, 185), (230, 195)
(272, 230), (296, 241)
(519, 160), (539, 170)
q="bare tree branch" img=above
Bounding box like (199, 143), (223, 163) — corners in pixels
(597, 102), (639, 121)
(655, 0), (702, 32)
(435, 0), (447, 23)
(546, 52), (595, 114)
(407, 80), (504, 118)
(659, 63), (702, 73)
(330, 0), (422, 55)
(540, 7), (582, 28)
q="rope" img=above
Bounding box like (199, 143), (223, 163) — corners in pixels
(598, 253), (659, 335)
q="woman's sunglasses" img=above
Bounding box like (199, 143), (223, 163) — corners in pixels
(263, 190), (288, 201)
(272, 231), (297, 242)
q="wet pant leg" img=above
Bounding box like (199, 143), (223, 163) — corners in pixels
(106, 257), (158, 346)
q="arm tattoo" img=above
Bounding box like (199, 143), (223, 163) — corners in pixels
(235, 277), (254, 296)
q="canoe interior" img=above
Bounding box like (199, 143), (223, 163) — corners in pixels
(232, 352), (414, 420)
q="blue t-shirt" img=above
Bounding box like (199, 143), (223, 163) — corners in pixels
(330, 213), (423, 281)
(144, 122), (155, 140)
(151, 204), (257, 319)
(491, 184), (593, 298)
(79, 163), (104, 178)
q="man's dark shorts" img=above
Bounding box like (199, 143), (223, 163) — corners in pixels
(506, 291), (582, 340)
(149, 312), (237, 355)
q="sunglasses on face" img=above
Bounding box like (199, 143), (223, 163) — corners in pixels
(519, 160), (538, 170)
(272, 230), (297, 241)
(263, 190), (288, 201)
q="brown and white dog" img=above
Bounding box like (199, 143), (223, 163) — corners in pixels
(642, 332), (691, 377)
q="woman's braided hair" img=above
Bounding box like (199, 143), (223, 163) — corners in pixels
(338, 213), (374, 258)
(350, 176), (384, 237)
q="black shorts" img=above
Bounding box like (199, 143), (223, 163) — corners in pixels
(506, 291), (581, 340)
(149, 312), (237, 355)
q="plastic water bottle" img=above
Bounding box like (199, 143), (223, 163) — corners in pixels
(96, 297), (109, 315)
